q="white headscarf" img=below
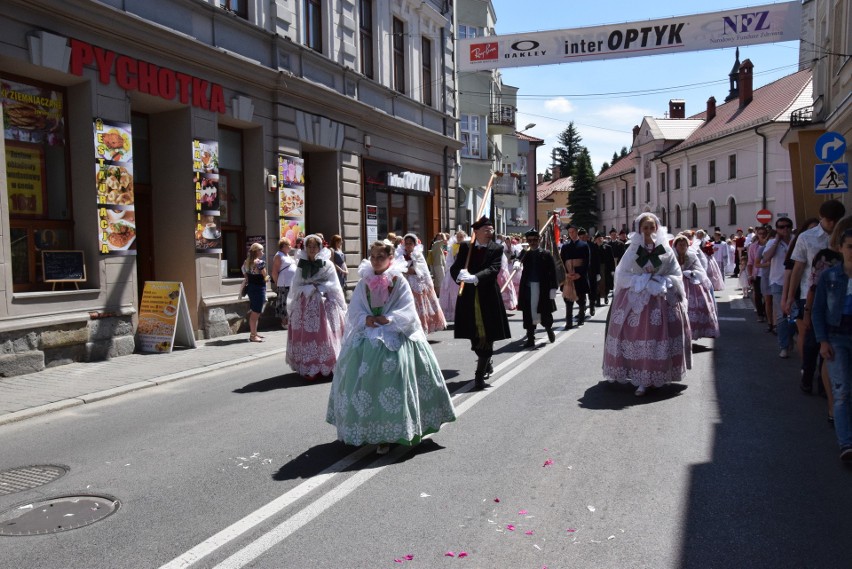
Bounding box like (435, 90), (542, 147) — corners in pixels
(613, 212), (684, 304)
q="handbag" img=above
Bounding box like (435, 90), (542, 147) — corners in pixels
(239, 278), (248, 299)
(562, 270), (578, 302)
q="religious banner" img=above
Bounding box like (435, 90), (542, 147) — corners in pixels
(458, 2), (801, 71)
(94, 118), (136, 255)
(278, 154), (306, 242)
(193, 138), (222, 253)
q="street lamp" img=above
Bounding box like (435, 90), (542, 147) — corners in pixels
(520, 123), (536, 132)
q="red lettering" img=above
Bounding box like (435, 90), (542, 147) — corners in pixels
(69, 38), (93, 76)
(93, 47), (116, 85)
(191, 77), (210, 110)
(209, 84), (226, 114)
(137, 62), (159, 96)
(158, 69), (176, 100)
(175, 73), (192, 104)
(115, 56), (138, 90)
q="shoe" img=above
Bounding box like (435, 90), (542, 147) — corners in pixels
(523, 336), (535, 348)
(634, 385), (648, 397)
(547, 328), (555, 343)
(840, 447), (852, 462)
(376, 444), (390, 455)
(603, 298), (609, 305)
(473, 375), (486, 390)
(589, 306), (596, 316)
(486, 359), (494, 377)
(779, 349), (789, 359)
(563, 323), (573, 331)
(249, 335), (264, 343)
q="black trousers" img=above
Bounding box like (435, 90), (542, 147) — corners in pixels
(587, 276), (599, 306)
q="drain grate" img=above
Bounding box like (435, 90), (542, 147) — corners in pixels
(0, 465), (67, 496)
(0, 495), (119, 536)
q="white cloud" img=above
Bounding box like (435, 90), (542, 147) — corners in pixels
(543, 97), (575, 114)
(590, 103), (657, 125)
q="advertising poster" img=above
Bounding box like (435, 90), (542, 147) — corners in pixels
(278, 154), (306, 241)
(2, 79), (65, 145)
(137, 281), (196, 353)
(366, 204), (378, 244)
(193, 139), (222, 253)
(5, 141), (46, 216)
(94, 118), (136, 256)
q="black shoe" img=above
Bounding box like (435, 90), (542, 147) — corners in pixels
(603, 298), (609, 305)
(563, 323), (573, 330)
(546, 328), (555, 343)
(486, 359), (494, 377)
(577, 317), (585, 326)
(473, 376), (486, 390)
(589, 306), (596, 316)
(523, 336), (535, 348)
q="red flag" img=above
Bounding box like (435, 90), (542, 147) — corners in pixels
(552, 214), (560, 244)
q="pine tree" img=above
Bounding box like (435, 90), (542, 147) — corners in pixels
(599, 161), (610, 174)
(567, 148), (599, 231)
(554, 122), (583, 178)
(611, 151), (619, 165)
(620, 146), (629, 158)
(542, 168), (552, 182)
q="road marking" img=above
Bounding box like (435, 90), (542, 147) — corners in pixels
(159, 328), (575, 569)
(717, 317), (747, 321)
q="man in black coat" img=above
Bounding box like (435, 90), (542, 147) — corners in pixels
(517, 228), (558, 348)
(450, 216), (511, 389)
(608, 228), (626, 264)
(595, 232), (616, 305)
(581, 228), (600, 316)
(560, 224), (591, 328)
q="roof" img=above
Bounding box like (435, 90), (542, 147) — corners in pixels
(516, 131), (545, 143)
(596, 147), (638, 182)
(663, 68), (812, 155)
(536, 176), (573, 200)
(644, 117), (704, 141)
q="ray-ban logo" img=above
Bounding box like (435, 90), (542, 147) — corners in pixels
(470, 42), (498, 61)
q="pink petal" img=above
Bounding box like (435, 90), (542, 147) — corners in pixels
(444, 551), (455, 557)
(458, 552), (469, 558)
(493, 497), (500, 503)
(543, 459), (554, 467)
(566, 528), (577, 533)
(394, 560), (403, 564)
(525, 530), (534, 535)
(404, 554), (414, 561)
(518, 509), (528, 515)
(506, 524), (515, 531)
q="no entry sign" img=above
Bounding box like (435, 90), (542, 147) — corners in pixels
(756, 209), (772, 224)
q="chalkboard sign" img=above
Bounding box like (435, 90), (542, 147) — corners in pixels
(42, 250), (87, 286)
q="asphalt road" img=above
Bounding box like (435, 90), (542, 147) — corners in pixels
(1, 291), (850, 569)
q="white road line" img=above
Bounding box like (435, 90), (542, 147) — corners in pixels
(160, 329), (575, 569)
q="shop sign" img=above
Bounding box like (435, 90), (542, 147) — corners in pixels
(136, 281), (196, 353)
(70, 39), (226, 114)
(278, 155), (306, 242)
(1, 79), (64, 145)
(193, 139), (222, 253)
(94, 118), (137, 255)
(366, 205), (378, 243)
(5, 142), (46, 216)
(386, 171), (431, 193)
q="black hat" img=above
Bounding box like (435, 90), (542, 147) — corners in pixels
(472, 216), (493, 230)
(577, 228), (588, 235)
(524, 228), (539, 238)
(595, 232), (605, 238)
(609, 228), (617, 234)
(619, 229), (627, 235)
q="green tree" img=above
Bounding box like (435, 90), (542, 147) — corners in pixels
(567, 148), (599, 230)
(542, 168), (552, 182)
(620, 146), (629, 158)
(599, 161), (610, 174)
(554, 122), (583, 178)
(611, 151), (619, 165)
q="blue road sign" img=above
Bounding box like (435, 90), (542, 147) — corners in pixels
(814, 131), (847, 163)
(815, 162), (848, 194)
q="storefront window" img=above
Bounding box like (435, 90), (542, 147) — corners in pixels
(2, 76), (73, 291)
(363, 160), (434, 249)
(218, 127), (244, 278)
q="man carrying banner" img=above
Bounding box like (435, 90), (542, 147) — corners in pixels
(518, 228), (558, 348)
(450, 216), (511, 390)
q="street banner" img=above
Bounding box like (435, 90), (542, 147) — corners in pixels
(137, 281), (196, 353)
(278, 154), (306, 242)
(94, 118), (136, 256)
(193, 139), (222, 253)
(458, 2), (801, 71)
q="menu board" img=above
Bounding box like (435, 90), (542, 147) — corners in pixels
(5, 141), (46, 216)
(278, 155), (306, 242)
(1, 79), (65, 145)
(136, 281), (196, 353)
(94, 118), (136, 256)
(194, 139), (222, 253)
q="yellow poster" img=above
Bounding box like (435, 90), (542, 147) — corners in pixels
(137, 281), (182, 353)
(5, 142), (45, 216)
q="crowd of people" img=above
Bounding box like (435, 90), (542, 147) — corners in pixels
(242, 199), (851, 462)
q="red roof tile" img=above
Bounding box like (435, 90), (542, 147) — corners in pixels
(596, 148), (638, 182)
(516, 132), (545, 143)
(537, 176), (573, 200)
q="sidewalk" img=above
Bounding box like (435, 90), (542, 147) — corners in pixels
(0, 330), (287, 427)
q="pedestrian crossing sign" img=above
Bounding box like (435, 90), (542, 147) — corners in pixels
(815, 162), (848, 194)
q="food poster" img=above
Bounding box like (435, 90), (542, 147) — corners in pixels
(278, 154), (305, 241)
(2, 79), (65, 145)
(137, 281), (195, 353)
(193, 139), (222, 253)
(94, 118), (136, 256)
(5, 141), (47, 216)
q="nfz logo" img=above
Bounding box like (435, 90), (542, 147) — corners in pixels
(722, 11), (770, 34)
(470, 42), (498, 62)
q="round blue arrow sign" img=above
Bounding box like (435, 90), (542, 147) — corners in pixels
(815, 131), (847, 163)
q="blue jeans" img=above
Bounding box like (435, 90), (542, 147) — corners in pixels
(770, 284), (792, 351)
(827, 333), (852, 449)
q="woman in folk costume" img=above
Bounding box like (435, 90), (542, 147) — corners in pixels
(699, 238), (726, 291)
(428, 233), (447, 296)
(498, 242), (518, 311)
(674, 235), (720, 341)
(327, 240), (457, 455)
(603, 213), (692, 396)
(397, 233), (447, 334)
(286, 234), (347, 380)
(439, 230), (468, 321)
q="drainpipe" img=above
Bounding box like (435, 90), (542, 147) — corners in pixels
(754, 126), (768, 210)
(441, 26), (450, 230)
(659, 154), (671, 227)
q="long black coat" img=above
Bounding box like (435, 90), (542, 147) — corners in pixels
(518, 248), (558, 328)
(450, 241), (511, 342)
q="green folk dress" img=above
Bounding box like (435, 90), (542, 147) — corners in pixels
(326, 260), (456, 446)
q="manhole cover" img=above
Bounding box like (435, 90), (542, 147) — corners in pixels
(0, 465), (67, 496)
(0, 495), (119, 536)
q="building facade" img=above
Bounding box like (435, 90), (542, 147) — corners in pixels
(0, 0), (461, 376)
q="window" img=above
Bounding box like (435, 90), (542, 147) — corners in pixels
(675, 205), (681, 228)
(646, 181), (651, 201)
(304, 0), (322, 52)
(4, 76), (73, 291)
(359, 0), (374, 79)
(631, 185), (636, 206)
(458, 25), (484, 39)
(690, 164), (697, 187)
(421, 37), (432, 106)
(393, 18), (405, 94)
(601, 193), (606, 211)
(621, 187), (626, 208)
(459, 114), (481, 158)
(729, 154), (736, 179)
(220, 0), (247, 18)
(660, 207), (667, 227)
(728, 197), (737, 225)
(709, 200), (716, 226)
(674, 168), (681, 189)
(611, 190), (614, 210)
(691, 203), (698, 228)
(708, 160), (716, 184)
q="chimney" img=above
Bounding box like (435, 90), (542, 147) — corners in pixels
(668, 99), (685, 119)
(537, 173), (543, 184)
(706, 96), (716, 122)
(632, 125), (640, 141)
(738, 59), (753, 107)
(552, 165), (562, 180)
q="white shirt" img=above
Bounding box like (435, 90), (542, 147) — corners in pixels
(790, 224), (831, 298)
(763, 237), (789, 287)
(275, 251), (297, 287)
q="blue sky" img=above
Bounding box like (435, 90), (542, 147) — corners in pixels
(490, 1), (803, 175)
